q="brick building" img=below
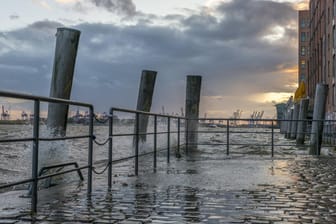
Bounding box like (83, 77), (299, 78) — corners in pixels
(302, 0), (336, 117)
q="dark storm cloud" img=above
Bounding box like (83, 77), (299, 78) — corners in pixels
(75, 0), (136, 17)
(182, 0), (295, 42)
(29, 20), (63, 30)
(0, 0), (298, 114)
(92, 0), (136, 16)
(0, 20), (63, 94)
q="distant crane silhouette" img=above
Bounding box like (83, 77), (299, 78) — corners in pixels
(1, 105), (10, 120)
(231, 109), (242, 126)
(21, 111), (28, 120)
(249, 110), (264, 127)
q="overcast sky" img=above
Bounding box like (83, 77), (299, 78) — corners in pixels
(0, 0), (308, 118)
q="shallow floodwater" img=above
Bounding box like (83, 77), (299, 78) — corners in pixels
(4, 123), (335, 223)
(0, 123), (308, 186)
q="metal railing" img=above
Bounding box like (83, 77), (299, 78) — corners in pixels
(185, 118), (277, 156)
(1, 91), (336, 214)
(108, 107), (186, 188)
(0, 90), (94, 213)
(185, 118), (336, 157)
(106, 114), (336, 188)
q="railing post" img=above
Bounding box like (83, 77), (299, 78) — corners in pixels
(31, 99), (40, 214)
(177, 117), (180, 154)
(108, 111), (113, 189)
(135, 113), (139, 176)
(226, 119), (230, 156)
(154, 115), (157, 171)
(167, 117), (170, 163)
(88, 106), (94, 195)
(271, 120), (274, 157)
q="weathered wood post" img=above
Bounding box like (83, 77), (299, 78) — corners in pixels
(185, 75), (202, 150)
(135, 70), (157, 142)
(281, 109), (288, 135)
(274, 103), (286, 133)
(47, 28), (81, 136)
(285, 109), (293, 139)
(296, 98), (309, 145)
(309, 84), (328, 155)
(290, 103), (300, 139)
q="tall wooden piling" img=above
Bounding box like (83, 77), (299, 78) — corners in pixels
(274, 103), (286, 133)
(281, 109), (288, 135)
(290, 103), (300, 139)
(284, 96), (293, 138)
(285, 109), (293, 139)
(47, 28), (80, 136)
(309, 83), (328, 155)
(136, 70), (157, 142)
(185, 75), (202, 150)
(296, 98), (309, 145)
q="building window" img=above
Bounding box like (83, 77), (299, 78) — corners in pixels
(300, 73), (305, 82)
(300, 19), (306, 28)
(334, 56), (336, 78)
(334, 27), (336, 49)
(301, 46), (306, 56)
(301, 32), (306, 42)
(333, 84), (336, 107)
(301, 60), (306, 68)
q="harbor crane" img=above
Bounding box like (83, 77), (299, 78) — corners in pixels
(249, 110), (264, 127)
(21, 111), (28, 120)
(1, 105), (10, 120)
(231, 109), (242, 126)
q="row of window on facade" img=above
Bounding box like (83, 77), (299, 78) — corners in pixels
(300, 27), (336, 55)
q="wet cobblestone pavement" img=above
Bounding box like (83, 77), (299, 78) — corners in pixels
(1, 152), (336, 223)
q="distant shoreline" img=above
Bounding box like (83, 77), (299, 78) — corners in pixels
(0, 120), (30, 125)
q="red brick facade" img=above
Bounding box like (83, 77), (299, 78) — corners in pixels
(305, 0), (336, 116)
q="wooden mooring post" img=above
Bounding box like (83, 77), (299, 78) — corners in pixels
(47, 28), (81, 136)
(135, 70), (157, 142)
(290, 103), (300, 140)
(296, 98), (309, 145)
(185, 75), (202, 151)
(309, 83), (328, 155)
(285, 108), (293, 139)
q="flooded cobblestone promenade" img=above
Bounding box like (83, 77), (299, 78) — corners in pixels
(1, 150), (336, 223)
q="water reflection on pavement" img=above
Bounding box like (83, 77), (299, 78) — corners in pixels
(1, 149), (336, 223)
